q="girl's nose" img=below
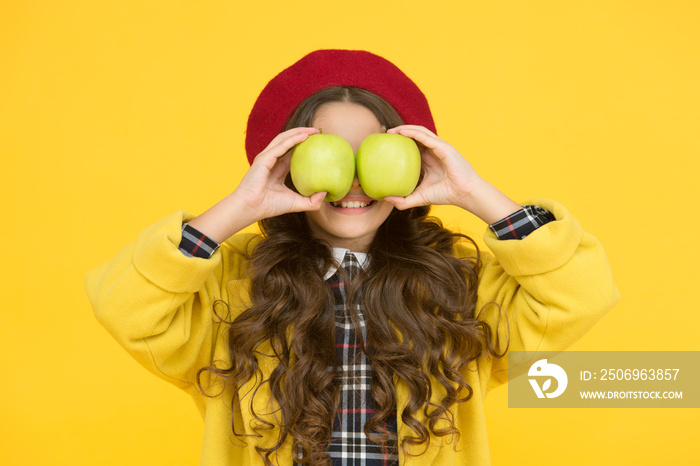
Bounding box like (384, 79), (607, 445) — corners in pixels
(351, 174), (361, 187)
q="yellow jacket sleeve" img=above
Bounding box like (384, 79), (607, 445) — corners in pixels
(84, 210), (253, 393)
(462, 198), (620, 393)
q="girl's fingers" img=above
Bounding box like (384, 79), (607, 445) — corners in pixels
(388, 125), (452, 160)
(255, 127), (319, 170)
(387, 124), (438, 138)
(391, 125), (476, 179)
(304, 191), (327, 210)
(384, 193), (423, 211)
(383, 195), (409, 210)
(285, 190), (327, 214)
(262, 126), (319, 152)
(268, 151), (292, 183)
(391, 126), (462, 167)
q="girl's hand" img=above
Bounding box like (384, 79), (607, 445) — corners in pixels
(234, 127), (326, 220)
(383, 125), (480, 209)
(188, 127), (326, 243)
(384, 125), (521, 224)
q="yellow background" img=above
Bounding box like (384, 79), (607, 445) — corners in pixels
(2, 1), (698, 464)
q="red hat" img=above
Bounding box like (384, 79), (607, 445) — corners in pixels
(245, 49), (436, 165)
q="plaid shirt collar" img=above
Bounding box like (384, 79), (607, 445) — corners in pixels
(324, 247), (369, 280)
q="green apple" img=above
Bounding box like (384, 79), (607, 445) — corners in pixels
(290, 134), (355, 202)
(356, 133), (421, 200)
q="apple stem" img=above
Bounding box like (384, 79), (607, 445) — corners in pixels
(380, 125), (387, 133)
(318, 128), (323, 134)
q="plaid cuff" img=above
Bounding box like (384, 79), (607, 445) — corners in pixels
(178, 223), (220, 258)
(489, 205), (556, 240)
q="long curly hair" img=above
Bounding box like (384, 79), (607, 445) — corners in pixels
(198, 87), (505, 465)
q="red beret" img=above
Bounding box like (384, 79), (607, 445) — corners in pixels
(245, 49), (436, 165)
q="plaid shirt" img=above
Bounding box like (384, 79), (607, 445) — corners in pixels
(487, 204), (555, 240)
(319, 250), (399, 465)
(178, 205), (554, 463)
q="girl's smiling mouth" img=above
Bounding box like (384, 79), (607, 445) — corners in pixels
(330, 200), (376, 208)
(327, 197), (379, 215)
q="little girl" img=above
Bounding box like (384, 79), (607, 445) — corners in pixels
(86, 49), (619, 465)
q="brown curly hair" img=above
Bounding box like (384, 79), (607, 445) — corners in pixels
(198, 87), (505, 465)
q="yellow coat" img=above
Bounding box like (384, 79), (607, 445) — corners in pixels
(85, 199), (619, 465)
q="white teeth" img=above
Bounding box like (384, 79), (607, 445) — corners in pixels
(332, 201), (371, 208)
